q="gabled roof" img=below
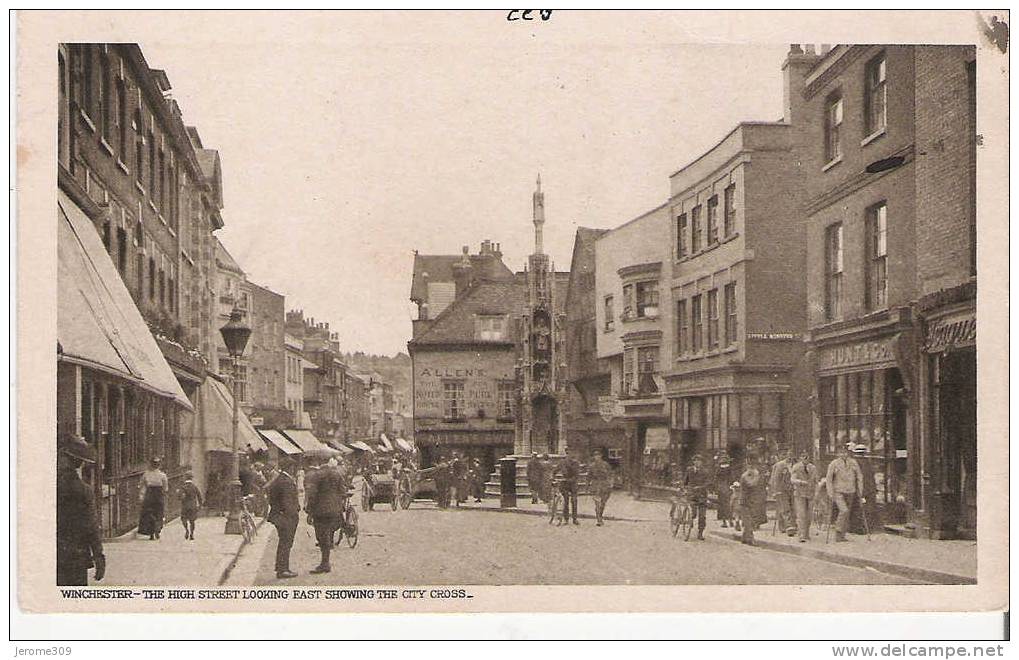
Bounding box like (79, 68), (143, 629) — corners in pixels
(409, 252), (514, 302)
(410, 277), (528, 345)
(215, 238), (244, 276)
(196, 148), (224, 210)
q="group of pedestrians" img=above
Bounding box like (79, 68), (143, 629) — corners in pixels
(432, 452), (486, 509)
(266, 456), (353, 579)
(525, 451), (615, 527)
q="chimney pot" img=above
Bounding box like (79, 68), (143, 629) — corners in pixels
(789, 44), (804, 54)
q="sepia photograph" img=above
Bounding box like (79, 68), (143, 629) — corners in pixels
(13, 9), (1009, 632)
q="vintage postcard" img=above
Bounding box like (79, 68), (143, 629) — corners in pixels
(14, 9), (1009, 618)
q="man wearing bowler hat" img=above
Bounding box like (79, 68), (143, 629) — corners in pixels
(56, 434), (105, 586)
(266, 458), (300, 579)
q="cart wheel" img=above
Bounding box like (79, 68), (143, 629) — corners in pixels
(345, 507), (359, 548)
(361, 482), (370, 512)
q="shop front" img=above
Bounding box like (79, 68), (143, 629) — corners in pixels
(415, 429), (514, 479)
(919, 290), (976, 539)
(811, 326), (917, 527)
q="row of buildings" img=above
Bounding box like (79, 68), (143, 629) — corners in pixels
(409, 45), (977, 540)
(56, 43), (406, 536)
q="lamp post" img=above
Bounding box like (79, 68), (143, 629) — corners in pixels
(220, 307), (252, 535)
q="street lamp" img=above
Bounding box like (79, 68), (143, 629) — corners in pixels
(220, 307), (252, 535)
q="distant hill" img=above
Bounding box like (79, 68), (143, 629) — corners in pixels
(341, 351), (412, 411)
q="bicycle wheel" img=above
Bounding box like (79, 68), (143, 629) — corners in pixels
(345, 506), (359, 548)
(681, 506), (694, 541)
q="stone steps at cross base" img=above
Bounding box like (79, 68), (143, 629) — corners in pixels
(482, 455), (591, 497)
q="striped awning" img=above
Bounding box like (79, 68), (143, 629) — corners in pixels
(349, 440), (373, 452)
(395, 438), (414, 453)
(259, 429), (302, 455)
(281, 429), (331, 454)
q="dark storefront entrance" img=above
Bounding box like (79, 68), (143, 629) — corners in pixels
(935, 348), (977, 537)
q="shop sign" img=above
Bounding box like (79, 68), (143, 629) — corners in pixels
(250, 416), (264, 427)
(747, 332), (802, 341)
(598, 395), (622, 422)
(925, 315), (976, 352)
(818, 339), (895, 372)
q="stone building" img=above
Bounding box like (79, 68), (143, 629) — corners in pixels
(593, 204), (674, 493)
(284, 332), (306, 428)
(285, 311), (344, 442)
(798, 44), (977, 537)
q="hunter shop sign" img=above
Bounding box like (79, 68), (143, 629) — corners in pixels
(818, 338), (896, 372)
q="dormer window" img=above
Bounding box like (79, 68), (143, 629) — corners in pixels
(476, 314), (507, 341)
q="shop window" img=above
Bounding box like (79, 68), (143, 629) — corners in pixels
(866, 202), (888, 310)
(676, 213), (687, 258)
(864, 52), (887, 137)
(691, 205), (703, 253)
(691, 294), (703, 352)
(707, 288), (719, 350)
(723, 184), (736, 237)
(724, 282), (738, 346)
(825, 223), (844, 321)
(443, 380), (465, 421)
(819, 369), (892, 456)
(824, 93), (843, 163)
(707, 195), (719, 246)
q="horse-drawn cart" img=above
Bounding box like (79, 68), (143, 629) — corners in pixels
(361, 472), (399, 511)
(396, 466), (438, 509)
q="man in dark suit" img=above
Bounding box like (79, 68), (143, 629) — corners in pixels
(266, 458), (299, 579)
(56, 435), (105, 586)
(561, 451), (581, 525)
(304, 459), (348, 574)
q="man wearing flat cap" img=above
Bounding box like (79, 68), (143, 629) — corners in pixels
(56, 434), (105, 585)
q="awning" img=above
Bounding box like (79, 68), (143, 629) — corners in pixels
(259, 429), (302, 455)
(198, 377), (267, 453)
(349, 440), (373, 452)
(379, 434), (395, 451)
(395, 438), (414, 453)
(324, 438), (354, 455)
(57, 191), (192, 410)
(281, 429), (331, 454)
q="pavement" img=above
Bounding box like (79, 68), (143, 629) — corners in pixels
(102, 515), (268, 586)
(247, 499), (918, 586)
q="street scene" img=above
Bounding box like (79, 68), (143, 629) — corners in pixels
(54, 30), (981, 590)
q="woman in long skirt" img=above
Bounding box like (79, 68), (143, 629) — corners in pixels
(138, 457), (169, 540)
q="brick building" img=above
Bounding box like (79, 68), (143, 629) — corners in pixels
(243, 281), (288, 429)
(56, 43), (267, 535)
(799, 44), (976, 537)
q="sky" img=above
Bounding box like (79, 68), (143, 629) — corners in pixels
(137, 13), (788, 356)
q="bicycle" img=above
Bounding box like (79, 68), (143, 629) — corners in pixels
(240, 494), (258, 543)
(333, 489), (360, 548)
(669, 489), (694, 541)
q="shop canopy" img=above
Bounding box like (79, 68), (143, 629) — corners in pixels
(379, 434), (395, 452)
(259, 429), (302, 455)
(57, 191), (192, 410)
(281, 429), (332, 454)
(324, 438), (354, 455)
(395, 438), (415, 453)
(349, 440), (374, 452)
(200, 377), (267, 453)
